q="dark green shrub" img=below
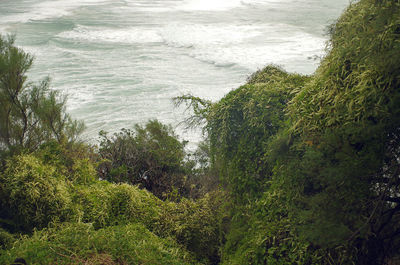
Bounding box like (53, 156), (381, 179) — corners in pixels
(221, 190), (322, 265)
(282, 0), (400, 263)
(157, 190), (226, 264)
(0, 228), (16, 250)
(98, 120), (191, 199)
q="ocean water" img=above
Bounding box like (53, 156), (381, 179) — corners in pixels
(0, 0), (350, 145)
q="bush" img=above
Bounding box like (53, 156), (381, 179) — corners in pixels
(157, 190), (226, 264)
(35, 140), (98, 185)
(206, 65), (309, 201)
(71, 182), (163, 230)
(221, 191), (321, 265)
(0, 228), (16, 250)
(0, 154), (71, 232)
(98, 120), (191, 199)
(282, 0), (400, 262)
(0, 222), (198, 265)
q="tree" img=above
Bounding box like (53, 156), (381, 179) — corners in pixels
(98, 120), (190, 199)
(282, 0), (400, 263)
(0, 35), (84, 159)
(196, 0), (400, 263)
(206, 65), (310, 201)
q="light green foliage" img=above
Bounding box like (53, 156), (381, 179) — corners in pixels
(0, 222), (197, 265)
(71, 158), (97, 184)
(74, 184), (225, 264)
(72, 182), (163, 230)
(72, 181), (224, 263)
(0, 145), (222, 263)
(35, 140), (98, 185)
(290, 0), (400, 132)
(0, 35), (84, 158)
(0, 154), (71, 232)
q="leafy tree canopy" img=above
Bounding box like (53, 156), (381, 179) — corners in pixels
(98, 120), (191, 199)
(0, 35), (84, 159)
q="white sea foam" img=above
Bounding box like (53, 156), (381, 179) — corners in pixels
(176, 0), (289, 11)
(189, 34), (325, 71)
(0, 0), (109, 24)
(121, 0), (181, 13)
(177, 0), (244, 11)
(57, 25), (164, 44)
(161, 23), (262, 47)
(160, 22), (325, 71)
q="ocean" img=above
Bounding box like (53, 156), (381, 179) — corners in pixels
(0, 0), (350, 145)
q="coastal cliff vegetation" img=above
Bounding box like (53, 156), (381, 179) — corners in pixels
(1, 0), (400, 264)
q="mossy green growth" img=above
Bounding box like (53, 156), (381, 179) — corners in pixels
(0, 222), (198, 265)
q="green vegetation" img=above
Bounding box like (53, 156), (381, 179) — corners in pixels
(0, 223), (196, 265)
(1, 0), (400, 264)
(98, 120), (192, 200)
(206, 66), (310, 201)
(178, 0), (400, 263)
(0, 152), (222, 264)
(0, 154), (72, 232)
(0, 36), (83, 160)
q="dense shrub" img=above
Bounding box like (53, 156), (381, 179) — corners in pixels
(281, 0), (400, 263)
(33, 140), (98, 186)
(0, 222), (197, 265)
(206, 66), (310, 201)
(0, 228), (16, 250)
(71, 182), (224, 264)
(221, 191), (320, 265)
(157, 190), (226, 264)
(0, 146), (224, 263)
(0, 154), (71, 232)
(71, 182), (162, 230)
(200, 1), (400, 263)
(98, 120), (192, 199)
